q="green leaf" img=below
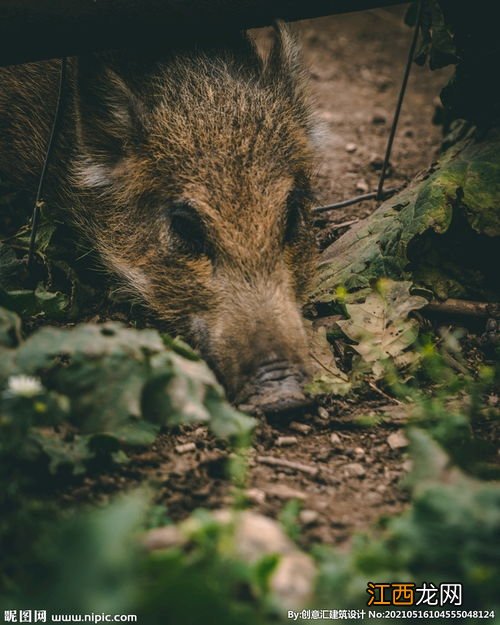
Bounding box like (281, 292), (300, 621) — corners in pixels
(312, 128), (500, 303)
(101, 419), (160, 448)
(337, 280), (427, 378)
(30, 430), (94, 475)
(13, 322), (164, 432)
(0, 306), (22, 348)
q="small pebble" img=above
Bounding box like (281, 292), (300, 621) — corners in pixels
(344, 462), (366, 478)
(276, 435), (298, 447)
(372, 109), (388, 124)
(246, 488), (266, 505)
(175, 442), (196, 454)
(238, 404), (255, 414)
(300, 509), (319, 526)
(315, 448), (331, 462)
(289, 421), (312, 434)
(365, 492), (383, 505)
(345, 142), (357, 153)
(330, 433), (342, 446)
(317, 406), (329, 420)
(355, 179), (369, 193)
(387, 431), (409, 450)
(266, 484), (307, 501)
(353, 446), (365, 458)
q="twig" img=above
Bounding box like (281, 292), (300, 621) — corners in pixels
(330, 218), (359, 230)
(310, 352), (344, 380)
(317, 218), (360, 230)
(28, 57), (67, 268)
(368, 381), (402, 405)
(441, 352), (470, 376)
(313, 187), (399, 214)
(256, 455), (319, 477)
(376, 0), (422, 200)
(424, 299), (500, 319)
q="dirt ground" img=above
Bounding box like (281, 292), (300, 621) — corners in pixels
(58, 7), (469, 546)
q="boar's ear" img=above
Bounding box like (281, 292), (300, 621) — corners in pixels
(265, 21), (310, 113)
(75, 53), (146, 167)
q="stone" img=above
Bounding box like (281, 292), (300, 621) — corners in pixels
(372, 108), (388, 124)
(344, 462), (366, 478)
(276, 435), (298, 447)
(387, 431), (409, 450)
(355, 179), (369, 193)
(330, 432), (342, 446)
(175, 442), (196, 454)
(299, 509), (319, 525)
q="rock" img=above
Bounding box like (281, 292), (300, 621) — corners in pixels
(314, 448), (331, 462)
(299, 509), (319, 525)
(387, 430), (409, 450)
(276, 435), (298, 447)
(370, 154), (385, 170)
(289, 421), (312, 435)
(175, 442), (196, 454)
(353, 446), (366, 459)
(355, 179), (369, 193)
(372, 108), (388, 124)
(245, 488), (266, 505)
(192, 426), (207, 438)
(364, 492), (383, 505)
(330, 432), (342, 446)
(345, 142), (357, 153)
(270, 551), (316, 611)
(344, 462), (366, 478)
(142, 513), (317, 613)
(223, 511), (293, 561)
(319, 110), (344, 124)
(317, 406), (329, 420)
(266, 484), (307, 501)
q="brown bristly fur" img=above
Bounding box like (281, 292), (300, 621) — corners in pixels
(0, 23), (318, 401)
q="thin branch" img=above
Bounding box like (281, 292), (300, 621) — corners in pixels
(424, 299), (500, 319)
(256, 456), (319, 477)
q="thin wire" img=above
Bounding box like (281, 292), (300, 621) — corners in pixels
(313, 186), (400, 215)
(27, 9), (422, 257)
(313, 1), (422, 216)
(27, 57), (68, 268)
(376, 0), (422, 200)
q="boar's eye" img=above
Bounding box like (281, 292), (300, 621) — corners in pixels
(284, 188), (308, 244)
(169, 202), (208, 257)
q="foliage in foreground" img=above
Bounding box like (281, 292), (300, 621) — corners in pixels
(0, 307), (254, 480)
(2, 430), (499, 624)
(314, 431), (500, 617)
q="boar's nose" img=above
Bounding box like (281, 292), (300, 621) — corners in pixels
(237, 360), (313, 417)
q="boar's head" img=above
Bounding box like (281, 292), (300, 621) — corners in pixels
(72, 23), (317, 415)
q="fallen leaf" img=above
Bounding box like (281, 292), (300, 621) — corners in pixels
(337, 280), (426, 378)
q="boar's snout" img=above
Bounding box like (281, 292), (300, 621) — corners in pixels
(193, 277), (314, 418)
(236, 359), (312, 416)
